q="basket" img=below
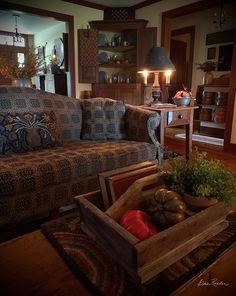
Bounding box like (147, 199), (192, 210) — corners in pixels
(75, 174), (229, 284)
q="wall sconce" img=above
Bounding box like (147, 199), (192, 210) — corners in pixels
(139, 47), (176, 104)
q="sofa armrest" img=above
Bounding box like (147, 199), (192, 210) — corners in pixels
(125, 105), (163, 164)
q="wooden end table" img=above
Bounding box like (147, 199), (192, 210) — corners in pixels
(141, 105), (198, 161)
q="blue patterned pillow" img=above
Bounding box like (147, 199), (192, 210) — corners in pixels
(82, 100), (106, 140)
(81, 98), (126, 140)
(104, 100), (126, 139)
(0, 111), (62, 154)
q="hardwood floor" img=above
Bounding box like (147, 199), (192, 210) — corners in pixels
(164, 128), (236, 172)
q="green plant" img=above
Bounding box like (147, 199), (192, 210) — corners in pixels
(163, 152), (236, 206)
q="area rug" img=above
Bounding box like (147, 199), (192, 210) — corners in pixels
(175, 133), (224, 146)
(41, 211), (236, 296)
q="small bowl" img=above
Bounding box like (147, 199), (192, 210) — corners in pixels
(173, 97), (191, 107)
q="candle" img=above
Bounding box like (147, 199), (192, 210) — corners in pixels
(143, 70), (148, 85)
(165, 70), (171, 84)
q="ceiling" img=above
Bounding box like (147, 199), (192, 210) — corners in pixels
(0, 10), (63, 35)
(0, 1), (159, 35)
(78, 0), (147, 7)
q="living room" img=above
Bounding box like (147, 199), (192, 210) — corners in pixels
(1, 0), (236, 151)
(0, 0), (236, 295)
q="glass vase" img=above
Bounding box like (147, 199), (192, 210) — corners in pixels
(13, 79), (32, 87)
(203, 72), (214, 85)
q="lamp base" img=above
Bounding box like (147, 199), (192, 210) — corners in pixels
(152, 86), (161, 104)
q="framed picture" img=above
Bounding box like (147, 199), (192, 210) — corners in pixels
(207, 47), (216, 60)
(206, 29), (234, 45)
(37, 45), (46, 72)
(218, 44), (233, 71)
(37, 46), (45, 60)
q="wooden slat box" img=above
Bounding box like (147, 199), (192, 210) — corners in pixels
(75, 174), (229, 284)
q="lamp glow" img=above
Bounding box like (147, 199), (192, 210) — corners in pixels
(142, 70), (148, 85)
(165, 70), (172, 84)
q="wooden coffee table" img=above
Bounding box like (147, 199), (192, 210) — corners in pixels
(0, 231), (92, 296)
(1, 229), (236, 296)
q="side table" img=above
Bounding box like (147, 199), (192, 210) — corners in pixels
(141, 105), (198, 161)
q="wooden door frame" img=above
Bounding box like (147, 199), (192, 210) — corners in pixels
(0, 1), (75, 97)
(161, 0), (236, 153)
(224, 30), (236, 153)
(171, 26), (195, 92)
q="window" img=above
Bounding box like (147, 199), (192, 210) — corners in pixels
(0, 33), (25, 47)
(17, 52), (25, 66)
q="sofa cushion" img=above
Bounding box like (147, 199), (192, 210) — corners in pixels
(81, 98), (126, 140)
(104, 100), (126, 139)
(0, 140), (157, 197)
(82, 99), (106, 140)
(0, 87), (83, 141)
(0, 111), (62, 154)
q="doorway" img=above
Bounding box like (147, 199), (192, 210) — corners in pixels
(0, 1), (75, 97)
(169, 26), (195, 98)
(161, 0), (236, 153)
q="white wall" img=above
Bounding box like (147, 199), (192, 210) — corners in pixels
(34, 22), (66, 67)
(170, 3), (236, 97)
(135, 0), (198, 45)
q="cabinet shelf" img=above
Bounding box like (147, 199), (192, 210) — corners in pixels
(200, 121), (225, 129)
(78, 20), (157, 105)
(99, 46), (136, 52)
(203, 84), (229, 87)
(99, 63), (136, 68)
(199, 104), (227, 108)
(196, 84), (228, 138)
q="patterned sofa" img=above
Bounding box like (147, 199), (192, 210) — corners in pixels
(0, 86), (161, 229)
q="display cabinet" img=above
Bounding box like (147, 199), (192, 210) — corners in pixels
(78, 20), (157, 105)
(195, 84), (229, 138)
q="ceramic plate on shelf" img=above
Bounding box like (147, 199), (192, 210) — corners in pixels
(99, 71), (108, 83)
(99, 52), (109, 64)
(98, 33), (108, 46)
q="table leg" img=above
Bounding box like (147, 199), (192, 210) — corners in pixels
(185, 110), (194, 160)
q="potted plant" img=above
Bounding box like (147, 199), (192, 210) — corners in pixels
(163, 152), (236, 211)
(196, 61), (218, 85)
(0, 49), (40, 87)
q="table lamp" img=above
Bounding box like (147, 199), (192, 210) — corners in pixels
(140, 47), (176, 103)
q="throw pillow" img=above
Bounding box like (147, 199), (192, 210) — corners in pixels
(104, 100), (126, 139)
(81, 98), (126, 140)
(0, 111), (62, 154)
(81, 99), (107, 140)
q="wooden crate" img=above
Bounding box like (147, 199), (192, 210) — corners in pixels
(75, 174), (229, 284)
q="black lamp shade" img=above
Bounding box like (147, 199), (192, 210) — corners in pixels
(143, 47), (176, 72)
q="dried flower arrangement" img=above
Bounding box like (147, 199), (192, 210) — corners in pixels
(196, 61), (218, 72)
(0, 50), (40, 80)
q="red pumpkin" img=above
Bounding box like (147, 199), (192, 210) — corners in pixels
(120, 210), (158, 241)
